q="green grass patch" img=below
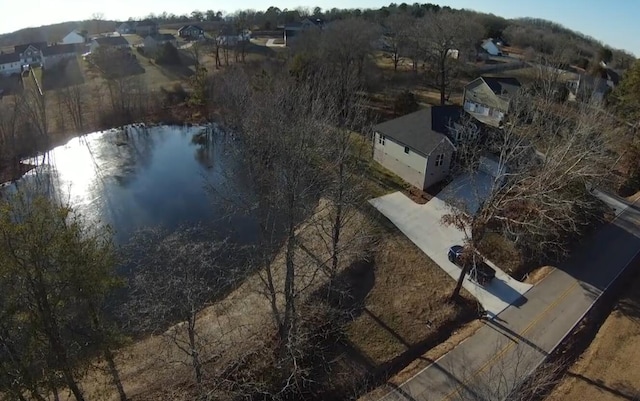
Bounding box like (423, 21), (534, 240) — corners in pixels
(349, 132), (411, 198)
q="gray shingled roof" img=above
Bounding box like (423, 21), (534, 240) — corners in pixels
(15, 42), (47, 54)
(0, 52), (20, 64)
(149, 33), (175, 42)
(42, 44), (78, 56)
(94, 36), (130, 47)
(481, 76), (521, 97)
(373, 106), (461, 155)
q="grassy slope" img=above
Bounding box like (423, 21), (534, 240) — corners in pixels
(546, 272), (640, 401)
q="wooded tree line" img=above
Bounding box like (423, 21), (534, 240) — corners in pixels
(215, 3), (634, 70)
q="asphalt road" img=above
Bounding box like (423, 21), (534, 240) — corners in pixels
(381, 191), (640, 401)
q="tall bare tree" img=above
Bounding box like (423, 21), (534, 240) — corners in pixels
(58, 84), (86, 133)
(384, 13), (414, 71)
(18, 78), (49, 157)
(126, 227), (227, 394)
(419, 11), (483, 105)
(0, 95), (24, 179)
(442, 88), (618, 299)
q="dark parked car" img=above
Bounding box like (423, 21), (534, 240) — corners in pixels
(447, 245), (496, 285)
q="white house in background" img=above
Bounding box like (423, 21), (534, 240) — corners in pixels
(481, 39), (502, 56)
(61, 30), (87, 45)
(0, 52), (21, 76)
(41, 44), (77, 69)
(372, 106), (462, 190)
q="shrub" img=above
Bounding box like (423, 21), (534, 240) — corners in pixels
(393, 90), (419, 116)
(156, 42), (181, 65)
(477, 233), (522, 275)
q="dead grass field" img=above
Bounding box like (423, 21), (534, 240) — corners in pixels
(346, 231), (474, 366)
(546, 272), (640, 401)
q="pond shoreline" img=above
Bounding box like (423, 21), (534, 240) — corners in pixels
(0, 102), (213, 184)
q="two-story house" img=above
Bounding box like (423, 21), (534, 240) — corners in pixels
(14, 42), (47, 67)
(178, 25), (205, 40)
(372, 106), (462, 190)
(462, 76), (521, 127)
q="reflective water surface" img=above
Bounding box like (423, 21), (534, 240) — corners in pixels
(13, 125), (257, 244)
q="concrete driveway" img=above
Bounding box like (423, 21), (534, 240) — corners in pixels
(265, 38), (285, 47)
(370, 191), (532, 316)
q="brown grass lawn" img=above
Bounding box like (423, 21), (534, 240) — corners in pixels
(546, 272), (640, 401)
(346, 231), (474, 366)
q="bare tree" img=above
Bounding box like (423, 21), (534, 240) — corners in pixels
(319, 18), (380, 109)
(384, 13), (414, 71)
(419, 11), (483, 105)
(442, 88), (617, 298)
(58, 84), (86, 133)
(18, 79), (49, 156)
(0, 95), (24, 179)
(92, 12), (105, 34)
(126, 227), (227, 395)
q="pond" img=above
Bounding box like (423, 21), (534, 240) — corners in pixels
(8, 125), (258, 245)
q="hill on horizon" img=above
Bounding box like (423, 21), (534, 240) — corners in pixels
(0, 19), (118, 49)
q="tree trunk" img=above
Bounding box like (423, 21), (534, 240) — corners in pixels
(88, 303), (127, 401)
(282, 193), (297, 346)
(330, 160), (345, 282)
(187, 313), (203, 388)
(34, 282), (86, 401)
(103, 346), (127, 401)
(450, 263), (470, 300)
(439, 58), (447, 106)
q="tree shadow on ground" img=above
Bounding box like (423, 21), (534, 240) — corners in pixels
(42, 57), (85, 90)
(567, 372), (640, 400)
(244, 42), (278, 57)
(95, 53), (145, 79)
(305, 253), (478, 400)
(157, 63), (195, 81)
(616, 291), (640, 325)
(0, 74), (22, 95)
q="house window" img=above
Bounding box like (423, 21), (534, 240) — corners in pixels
(435, 154), (445, 167)
(378, 134), (386, 145)
(404, 146), (410, 154)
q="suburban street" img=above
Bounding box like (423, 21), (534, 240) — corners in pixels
(379, 191), (640, 401)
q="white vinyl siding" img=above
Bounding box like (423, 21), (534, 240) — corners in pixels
(372, 131), (429, 189)
(424, 140), (453, 189)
